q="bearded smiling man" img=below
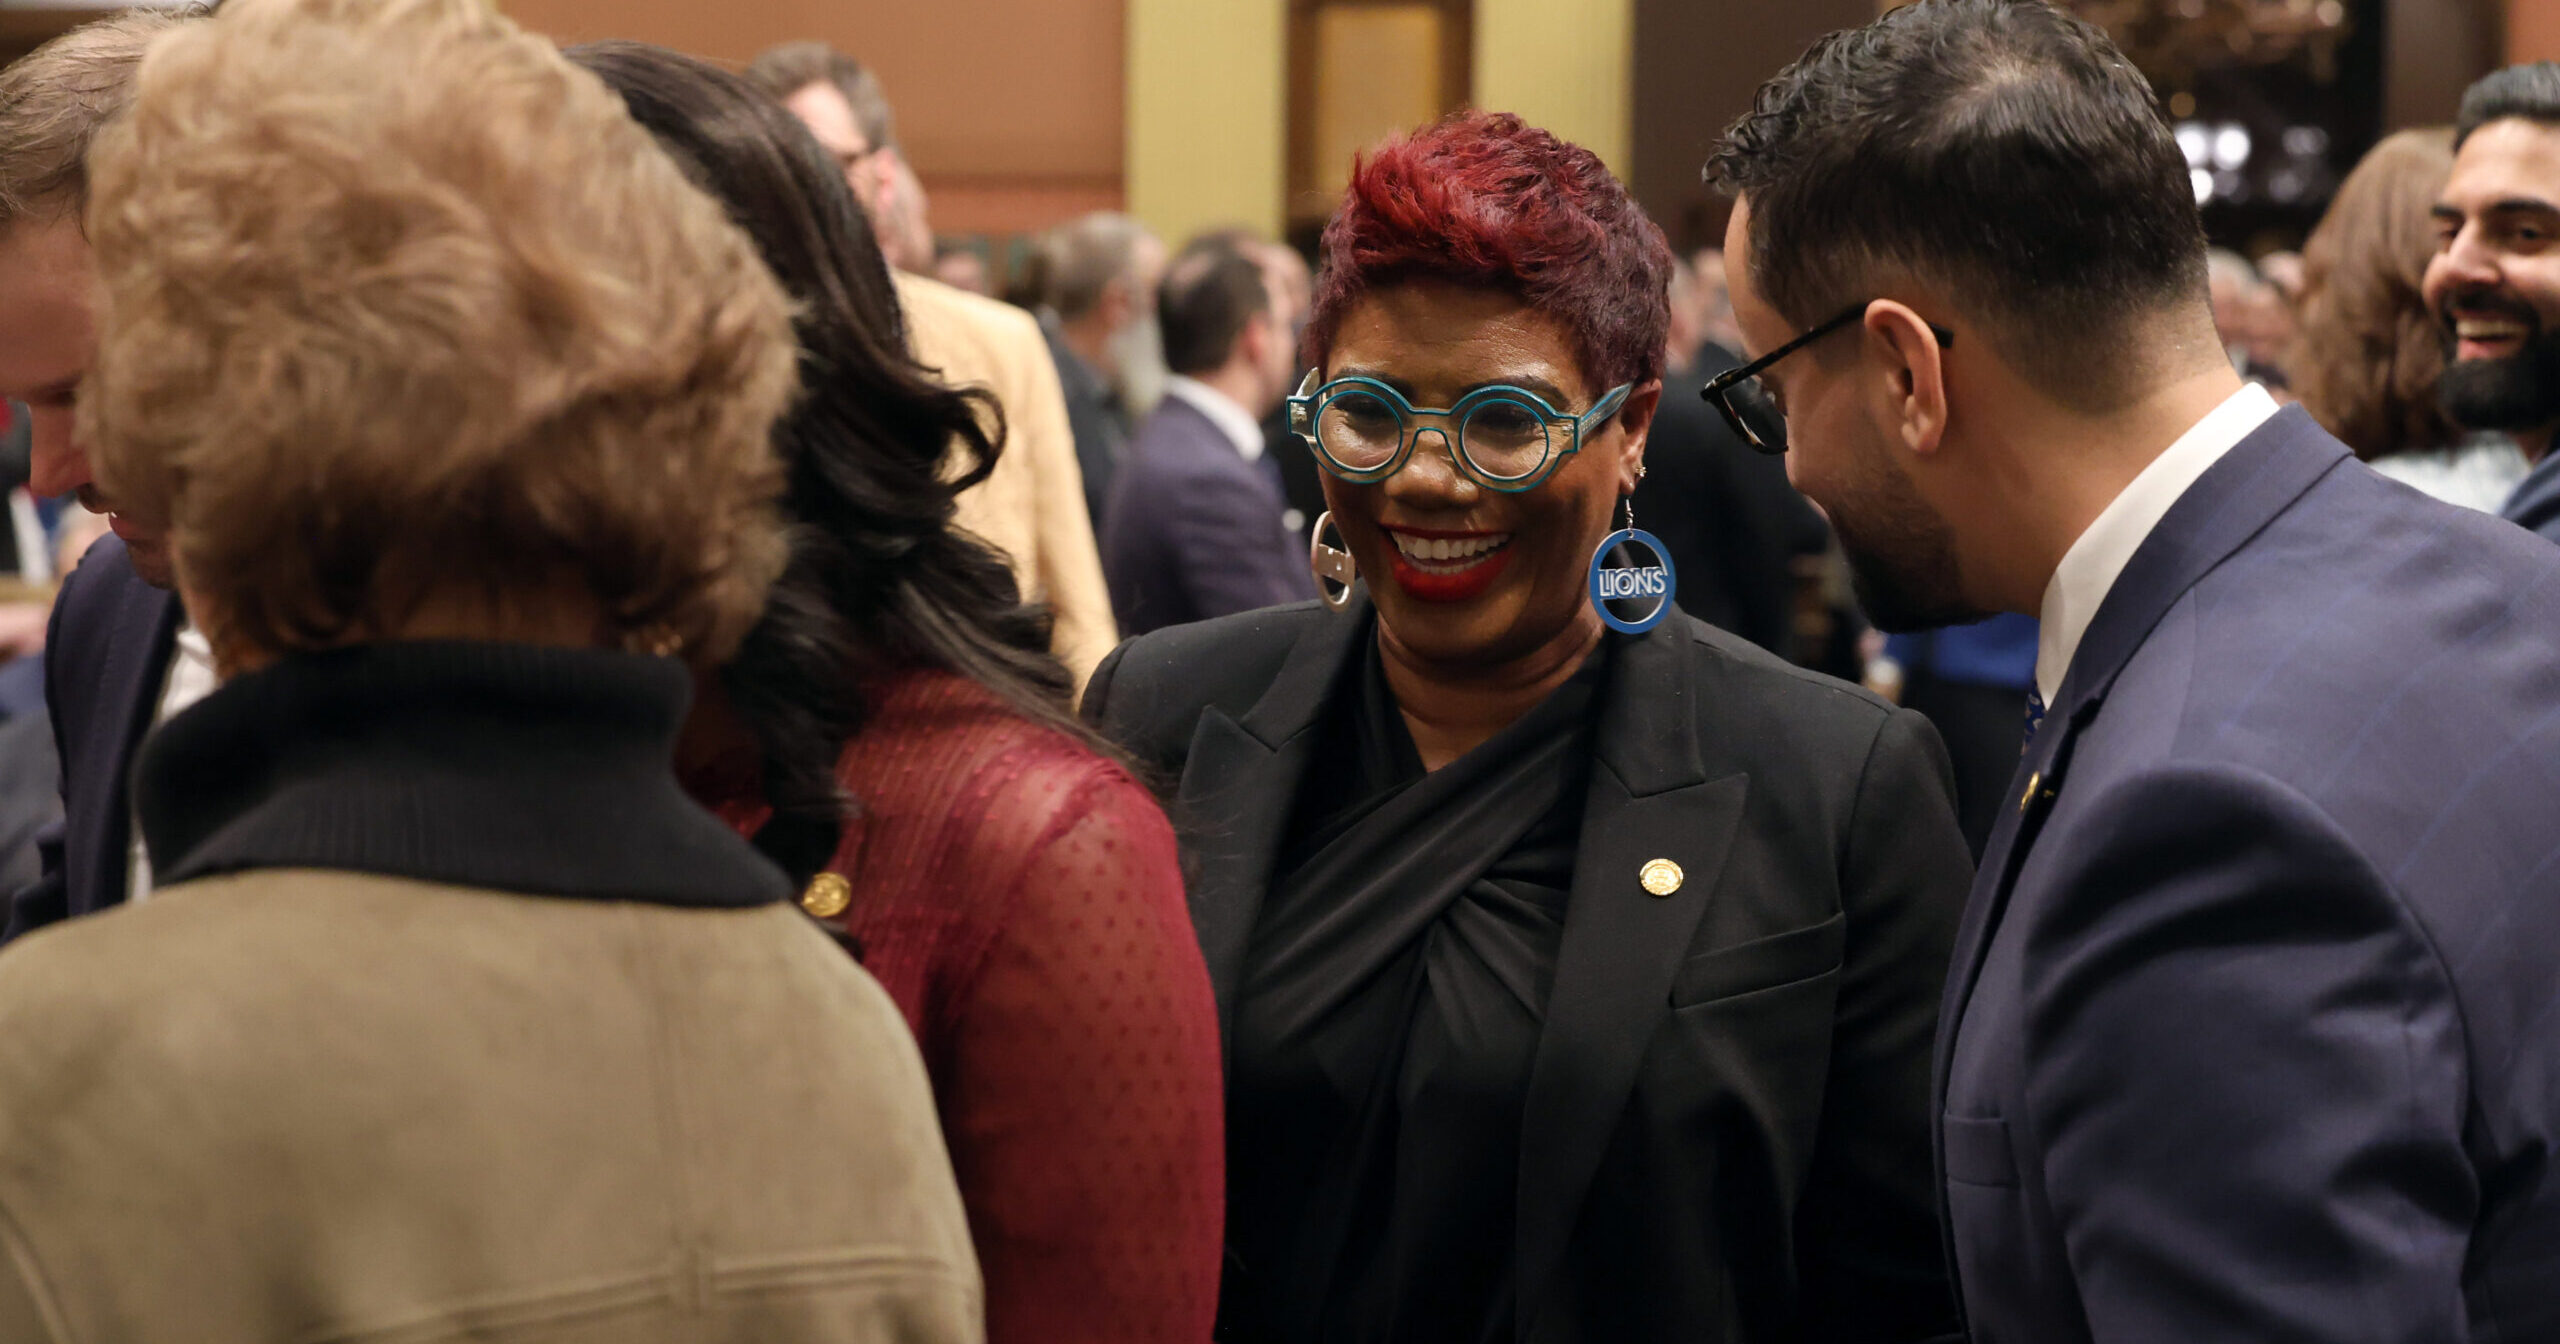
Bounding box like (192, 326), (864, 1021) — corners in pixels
(2428, 62), (2560, 543)
(1708, 2), (2560, 1339)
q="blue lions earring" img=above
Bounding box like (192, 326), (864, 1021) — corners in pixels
(1588, 496), (1676, 634)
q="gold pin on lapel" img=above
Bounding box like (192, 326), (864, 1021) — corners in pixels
(1640, 858), (1684, 898)
(801, 871), (852, 919)
(2019, 771), (2048, 815)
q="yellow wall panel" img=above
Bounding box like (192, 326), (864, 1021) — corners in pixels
(1128, 0), (1288, 245)
(1473, 0), (1635, 175)
(1310, 6), (1447, 203)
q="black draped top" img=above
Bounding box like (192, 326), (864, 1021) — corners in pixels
(1221, 630), (1610, 1344)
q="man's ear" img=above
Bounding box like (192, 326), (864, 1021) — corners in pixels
(1613, 379), (1663, 495)
(1863, 300), (1949, 457)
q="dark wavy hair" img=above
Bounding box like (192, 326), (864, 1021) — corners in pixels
(1706, 0), (2210, 412)
(569, 41), (1099, 884)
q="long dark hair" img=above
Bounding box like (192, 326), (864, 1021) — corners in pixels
(569, 41), (1104, 883)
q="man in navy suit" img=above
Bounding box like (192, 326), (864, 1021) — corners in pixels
(1709, 1), (2560, 1338)
(2425, 63), (2560, 544)
(0, 11), (203, 943)
(1100, 234), (1312, 636)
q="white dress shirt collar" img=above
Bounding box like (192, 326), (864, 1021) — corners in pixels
(127, 621), (217, 904)
(1163, 374), (1266, 463)
(2034, 383), (2281, 707)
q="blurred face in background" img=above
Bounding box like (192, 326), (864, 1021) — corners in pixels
(2425, 117), (2560, 449)
(784, 82), (891, 231)
(1111, 232), (1170, 415)
(933, 247), (989, 295)
(0, 216), (171, 585)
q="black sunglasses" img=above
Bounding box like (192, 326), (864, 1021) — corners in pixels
(1700, 302), (1956, 455)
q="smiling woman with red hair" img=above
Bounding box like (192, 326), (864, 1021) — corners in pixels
(1083, 110), (1971, 1344)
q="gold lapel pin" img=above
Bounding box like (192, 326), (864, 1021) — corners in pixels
(1640, 858), (1684, 898)
(801, 872), (852, 919)
(2019, 771), (2053, 815)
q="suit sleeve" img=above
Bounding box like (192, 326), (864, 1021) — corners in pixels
(1165, 467), (1316, 624)
(4, 827), (66, 945)
(1796, 707), (1969, 1343)
(1006, 322), (1119, 691)
(2020, 765), (2471, 1342)
(6, 592), (76, 945)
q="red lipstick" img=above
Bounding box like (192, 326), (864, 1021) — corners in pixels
(1381, 526), (1514, 603)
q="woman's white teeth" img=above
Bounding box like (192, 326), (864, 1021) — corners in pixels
(1394, 532), (1510, 564)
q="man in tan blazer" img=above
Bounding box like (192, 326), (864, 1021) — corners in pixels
(747, 42), (1116, 684)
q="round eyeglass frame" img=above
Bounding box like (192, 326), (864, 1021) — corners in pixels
(1287, 371), (1634, 493)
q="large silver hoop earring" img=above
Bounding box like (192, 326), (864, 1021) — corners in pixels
(1310, 510), (1357, 611)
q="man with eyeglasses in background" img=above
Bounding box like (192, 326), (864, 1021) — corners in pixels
(1708, 1), (2560, 1340)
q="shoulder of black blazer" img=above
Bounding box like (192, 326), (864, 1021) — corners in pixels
(1083, 596), (1914, 796)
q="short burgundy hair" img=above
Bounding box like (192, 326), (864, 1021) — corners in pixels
(1305, 110), (1673, 396)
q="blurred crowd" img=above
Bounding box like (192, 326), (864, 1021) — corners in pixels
(0, 18), (2552, 885)
(5, 1), (2560, 1341)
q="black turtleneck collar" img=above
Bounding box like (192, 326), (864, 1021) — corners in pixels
(135, 641), (790, 908)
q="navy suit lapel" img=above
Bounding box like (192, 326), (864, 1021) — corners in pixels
(1929, 407), (2353, 1244)
(1516, 622), (1743, 1337)
(70, 548), (182, 913)
(1175, 594), (1369, 1045)
(2059, 406), (2347, 705)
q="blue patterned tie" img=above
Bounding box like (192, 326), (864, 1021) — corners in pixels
(2022, 688), (2046, 755)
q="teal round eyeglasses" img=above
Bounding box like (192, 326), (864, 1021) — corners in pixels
(1285, 370), (1633, 492)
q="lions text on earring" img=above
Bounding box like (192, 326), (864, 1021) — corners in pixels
(1586, 499), (1677, 634)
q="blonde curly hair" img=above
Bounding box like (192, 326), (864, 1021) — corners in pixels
(78, 0), (797, 668)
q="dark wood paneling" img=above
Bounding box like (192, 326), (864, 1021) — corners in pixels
(501, 0), (1124, 237)
(1629, 0), (1878, 254)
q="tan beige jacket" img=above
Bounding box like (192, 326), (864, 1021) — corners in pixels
(0, 871), (983, 1344)
(893, 270), (1117, 687)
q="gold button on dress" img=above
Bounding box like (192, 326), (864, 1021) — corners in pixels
(801, 871), (852, 919)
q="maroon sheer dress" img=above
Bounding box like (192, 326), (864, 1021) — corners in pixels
(700, 668), (1222, 1344)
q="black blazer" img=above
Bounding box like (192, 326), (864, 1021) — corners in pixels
(6, 535), (181, 942)
(1084, 596), (1972, 1344)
